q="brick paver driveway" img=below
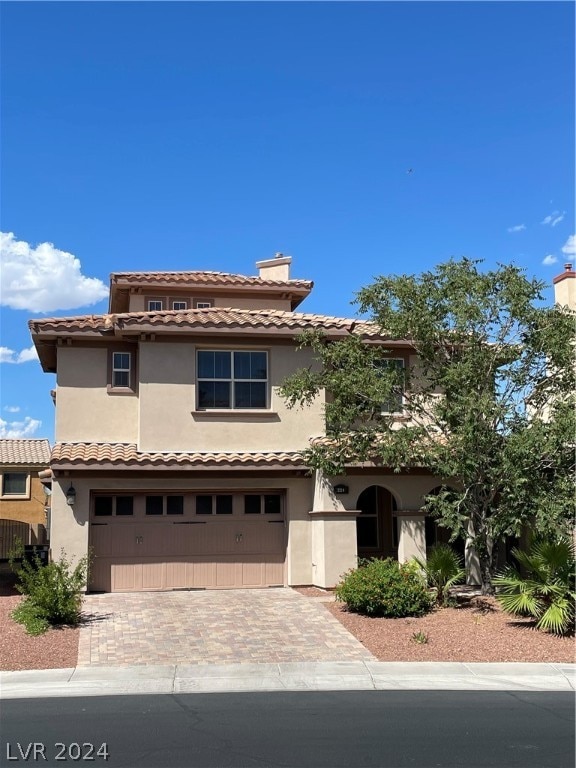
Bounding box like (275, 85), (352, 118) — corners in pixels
(78, 588), (375, 666)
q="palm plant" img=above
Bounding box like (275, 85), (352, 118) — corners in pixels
(414, 543), (466, 606)
(493, 537), (575, 636)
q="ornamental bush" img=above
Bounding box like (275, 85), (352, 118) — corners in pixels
(335, 558), (433, 617)
(9, 545), (89, 635)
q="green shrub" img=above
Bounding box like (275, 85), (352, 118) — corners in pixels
(493, 537), (575, 636)
(9, 546), (89, 635)
(335, 558), (433, 617)
(414, 543), (466, 606)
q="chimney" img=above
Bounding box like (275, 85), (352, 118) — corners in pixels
(553, 263), (576, 310)
(255, 253), (292, 282)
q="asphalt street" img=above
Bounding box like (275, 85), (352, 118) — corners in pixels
(1, 690), (574, 768)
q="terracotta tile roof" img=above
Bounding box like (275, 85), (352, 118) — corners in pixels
(111, 270), (313, 290)
(0, 439), (52, 465)
(29, 307), (385, 338)
(50, 443), (307, 469)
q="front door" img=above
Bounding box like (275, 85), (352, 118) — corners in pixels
(356, 485), (397, 560)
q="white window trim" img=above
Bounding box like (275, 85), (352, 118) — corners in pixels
(148, 299), (163, 311)
(172, 300), (188, 311)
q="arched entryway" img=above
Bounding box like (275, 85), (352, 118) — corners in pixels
(356, 485), (397, 560)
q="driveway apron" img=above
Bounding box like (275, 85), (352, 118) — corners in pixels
(77, 588), (375, 666)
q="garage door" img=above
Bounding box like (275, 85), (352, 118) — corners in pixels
(89, 491), (286, 592)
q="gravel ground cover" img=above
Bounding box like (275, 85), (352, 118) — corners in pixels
(1, 576), (573, 671)
(297, 587), (575, 663)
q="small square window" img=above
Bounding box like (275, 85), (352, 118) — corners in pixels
(148, 300), (163, 311)
(167, 496), (184, 515)
(146, 496), (164, 515)
(172, 301), (188, 311)
(244, 495), (261, 514)
(116, 496), (134, 516)
(2, 472), (28, 496)
(196, 495), (213, 515)
(216, 495), (233, 515)
(194, 299), (213, 309)
(94, 496), (113, 516)
(264, 495), (282, 514)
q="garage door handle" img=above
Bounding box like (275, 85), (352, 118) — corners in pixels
(235, 534), (243, 543)
(136, 536), (143, 544)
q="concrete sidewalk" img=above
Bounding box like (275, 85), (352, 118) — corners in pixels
(2, 661), (574, 699)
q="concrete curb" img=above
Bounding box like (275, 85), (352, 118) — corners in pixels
(1, 661), (574, 699)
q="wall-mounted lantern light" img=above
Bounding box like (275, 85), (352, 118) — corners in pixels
(334, 484), (349, 495)
(65, 485), (76, 506)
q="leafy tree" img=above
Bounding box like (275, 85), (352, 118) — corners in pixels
(280, 259), (575, 594)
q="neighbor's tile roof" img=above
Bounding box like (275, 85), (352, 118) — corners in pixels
(51, 443), (306, 469)
(111, 270), (313, 290)
(29, 307), (384, 338)
(0, 439), (52, 465)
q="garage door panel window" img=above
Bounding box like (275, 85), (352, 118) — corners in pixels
(195, 494), (233, 515)
(197, 350), (267, 409)
(243, 494), (282, 515)
(94, 495), (134, 516)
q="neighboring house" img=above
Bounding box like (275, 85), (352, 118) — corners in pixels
(0, 439), (51, 558)
(27, 257), (574, 593)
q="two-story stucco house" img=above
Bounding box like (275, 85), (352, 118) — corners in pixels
(28, 255), (482, 593)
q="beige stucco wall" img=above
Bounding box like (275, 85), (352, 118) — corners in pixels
(554, 276), (575, 309)
(138, 342), (324, 452)
(310, 513), (359, 588)
(55, 347), (139, 443)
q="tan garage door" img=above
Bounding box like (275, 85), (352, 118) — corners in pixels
(89, 491), (286, 592)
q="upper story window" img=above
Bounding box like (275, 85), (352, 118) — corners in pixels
(193, 299), (213, 309)
(172, 301), (188, 311)
(1, 472), (29, 498)
(148, 300), (163, 311)
(380, 358), (405, 414)
(112, 352), (131, 389)
(197, 350), (267, 409)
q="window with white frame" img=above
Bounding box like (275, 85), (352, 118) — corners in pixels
(194, 300), (213, 309)
(112, 352), (131, 389)
(172, 301), (188, 311)
(148, 300), (163, 311)
(197, 350), (267, 409)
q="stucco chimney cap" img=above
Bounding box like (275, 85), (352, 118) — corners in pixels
(564, 263), (573, 271)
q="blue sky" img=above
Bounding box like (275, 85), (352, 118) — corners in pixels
(1, 1), (574, 444)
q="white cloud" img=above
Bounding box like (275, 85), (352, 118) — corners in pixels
(3, 405), (21, 413)
(0, 345), (39, 364)
(541, 211), (565, 227)
(542, 254), (558, 266)
(0, 416), (42, 439)
(561, 234), (575, 257)
(507, 224), (526, 233)
(0, 232), (108, 312)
